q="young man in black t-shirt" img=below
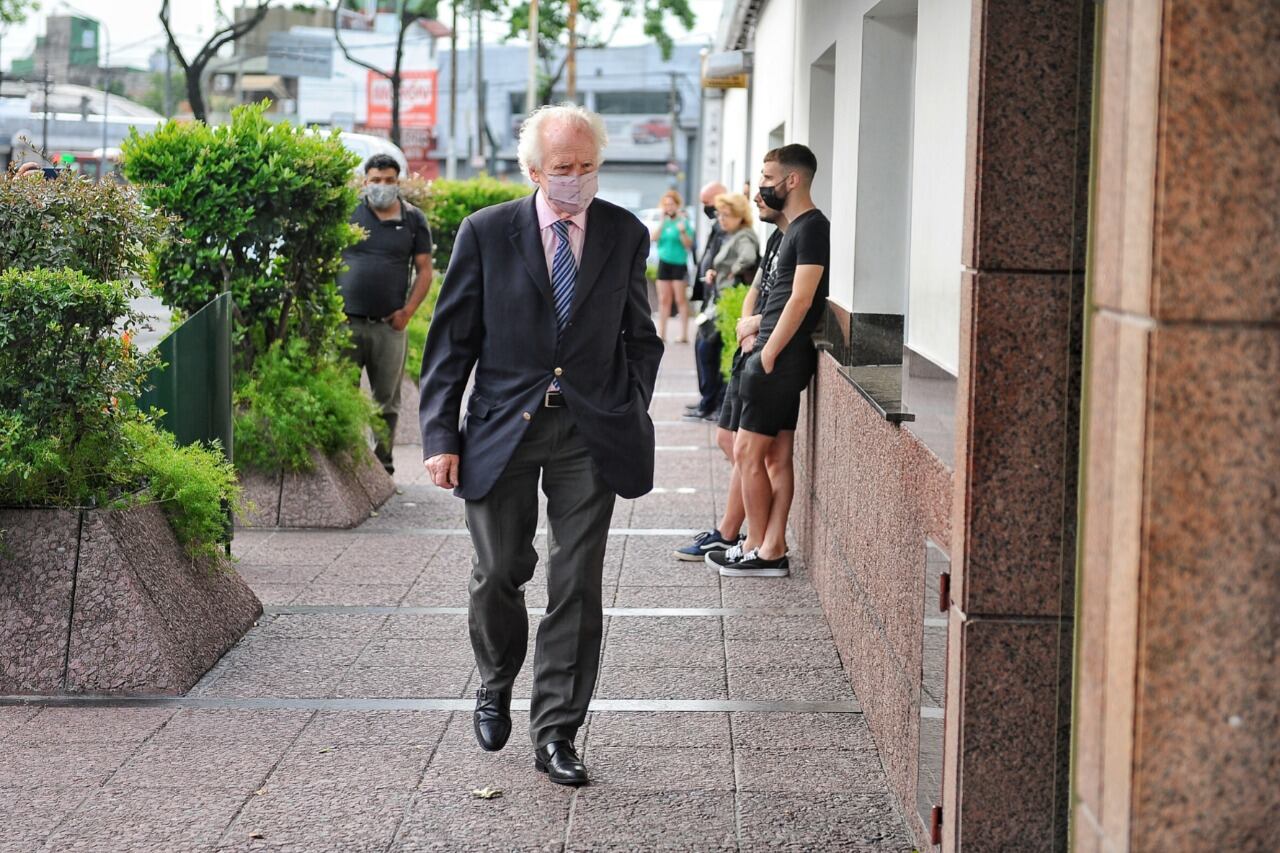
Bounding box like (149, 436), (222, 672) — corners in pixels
(338, 153), (434, 474)
(708, 145), (829, 578)
(673, 197), (787, 563)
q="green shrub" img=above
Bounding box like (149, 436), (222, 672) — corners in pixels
(714, 284), (750, 381)
(403, 273), (441, 376)
(119, 420), (240, 559)
(234, 338), (383, 473)
(0, 267), (238, 562)
(399, 175), (531, 273)
(0, 267), (149, 455)
(0, 170), (171, 281)
(121, 103), (362, 372)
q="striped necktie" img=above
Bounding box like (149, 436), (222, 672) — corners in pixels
(550, 219), (577, 336)
(550, 220), (577, 391)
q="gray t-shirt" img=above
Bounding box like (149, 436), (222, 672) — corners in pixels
(338, 198), (434, 318)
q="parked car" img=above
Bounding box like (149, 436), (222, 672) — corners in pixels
(336, 131), (409, 176)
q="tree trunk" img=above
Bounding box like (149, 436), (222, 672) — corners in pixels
(186, 69), (207, 122)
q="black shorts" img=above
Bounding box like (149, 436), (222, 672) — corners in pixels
(737, 348), (817, 437)
(717, 363), (743, 432)
(656, 260), (688, 281)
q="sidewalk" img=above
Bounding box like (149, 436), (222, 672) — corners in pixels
(0, 342), (913, 852)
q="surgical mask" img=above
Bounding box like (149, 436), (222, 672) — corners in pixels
(703, 204), (717, 219)
(365, 183), (399, 209)
(544, 171), (599, 215)
(759, 178), (788, 211)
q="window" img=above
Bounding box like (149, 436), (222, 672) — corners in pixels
(594, 90), (670, 115)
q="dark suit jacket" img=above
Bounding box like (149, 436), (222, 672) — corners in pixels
(418, 192), (664, 501)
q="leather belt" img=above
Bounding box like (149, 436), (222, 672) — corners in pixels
(543, 391), (565, 408)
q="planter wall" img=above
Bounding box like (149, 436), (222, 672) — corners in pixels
(237, 447), (395, 529)
(0, 503), (262, 695)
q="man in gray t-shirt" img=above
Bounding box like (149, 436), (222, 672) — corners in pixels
(337, 153), (434, 474)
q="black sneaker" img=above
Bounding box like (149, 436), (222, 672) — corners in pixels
(674, 529), (737, 562)
(716, 548), (790, 578)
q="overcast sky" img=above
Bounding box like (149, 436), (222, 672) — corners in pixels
(0, 0), (725, 70)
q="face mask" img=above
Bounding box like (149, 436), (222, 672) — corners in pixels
(365, 183), (399, 209)
(759, 177), (789, 212)
(543, 171), (598, 215)
(703, 204), (717, 220)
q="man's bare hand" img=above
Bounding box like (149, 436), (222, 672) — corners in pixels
(736, 315), (760, 343)
(386, 308), (412, 332)
(425, 453), (460, 489)
(741, 333), (758, 353)
(16, 162), (41, 179)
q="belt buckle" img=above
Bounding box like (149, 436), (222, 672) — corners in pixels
(544, 391), (563, 408)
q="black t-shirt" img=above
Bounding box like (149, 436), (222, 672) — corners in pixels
(755, 228), (784, 317)
(756, 209), (829, 357)
(338, 199), (434, 318)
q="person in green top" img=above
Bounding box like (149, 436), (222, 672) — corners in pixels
(650, 189), (693, 343)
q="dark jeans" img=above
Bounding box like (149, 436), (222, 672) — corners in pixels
(694, 323), (725, 414)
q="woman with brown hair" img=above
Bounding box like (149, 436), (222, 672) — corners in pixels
(650, 189), (693, 343)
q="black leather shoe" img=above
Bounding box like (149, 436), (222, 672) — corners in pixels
(534, 740), (589, 786)
(473, 687), (511, 752)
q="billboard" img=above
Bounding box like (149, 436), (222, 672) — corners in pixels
(366, 70), (438, 129)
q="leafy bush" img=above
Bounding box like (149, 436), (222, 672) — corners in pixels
(233, 338), (383, 473)
(714, 284), (750, 381)
(0, 267), (238, 561)
(121, 103), (362, 371)
(399, 175), (531, 273)
(403, 273), (441, 376)
(0, 169), (171, 282)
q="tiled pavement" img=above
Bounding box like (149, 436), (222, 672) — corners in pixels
(1, 342), (914, 852)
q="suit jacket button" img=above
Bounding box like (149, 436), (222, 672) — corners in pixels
(554, 367), (563, 377)
(522, 412), (532, 421)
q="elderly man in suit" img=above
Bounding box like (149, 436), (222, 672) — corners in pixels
(419, 103), (663, 786)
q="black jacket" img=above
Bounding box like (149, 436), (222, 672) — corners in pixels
(418, 192), (664, 500)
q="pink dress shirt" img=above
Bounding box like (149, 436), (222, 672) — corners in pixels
(535, 189), (587, 275)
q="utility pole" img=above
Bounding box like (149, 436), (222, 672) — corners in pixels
(163, 47), (172, 117)
(525, 0), (537, 115)
(566, 0), (577, 103)
(99, 21), (110, 181)
(40, 49), (50, 151)
(446, 0), (457, 179)
(473, 0), (484, 172)
(668, 71), (678, 168)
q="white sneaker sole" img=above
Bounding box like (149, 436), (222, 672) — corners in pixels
(717, 564), (790, 578)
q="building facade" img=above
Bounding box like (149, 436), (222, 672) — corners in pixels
(431, 41), (705, 211)
(710, 1), (1277, 850)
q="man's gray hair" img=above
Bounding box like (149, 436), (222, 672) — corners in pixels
(516, 103), (609, 176)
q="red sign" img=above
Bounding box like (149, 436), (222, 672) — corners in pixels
(366, 70), (438, 129)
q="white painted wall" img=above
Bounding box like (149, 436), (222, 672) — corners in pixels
(852, 11), (916, 316)
(905, 0), (971, 374)
(708, 0), (970, 367)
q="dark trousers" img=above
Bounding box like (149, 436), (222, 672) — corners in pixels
(694, 325), (726, 414)
(463, 406), (616, 748)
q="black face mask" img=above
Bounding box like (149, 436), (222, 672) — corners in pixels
(759, 179), (788, 211)
(703, 204), (717, 220)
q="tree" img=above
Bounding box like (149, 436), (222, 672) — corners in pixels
(332, 0), (440, 147)
(500, 0), (695, 105)
(0, 0), (38, 26)
(159, 0), (273, 122)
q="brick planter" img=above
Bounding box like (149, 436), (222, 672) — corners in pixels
(237, 447), (395, 529)
(0, 503), (261, 696)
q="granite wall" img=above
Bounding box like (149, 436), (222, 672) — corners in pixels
(0, 504), (261, 695)
(942, 0), (1095, 849)
(1073, 1), (1280, 849)
(792, 355), (953, 850)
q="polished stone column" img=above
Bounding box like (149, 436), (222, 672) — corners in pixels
(1073, 2), (1279, 850)
(943, 0), (1095, 849)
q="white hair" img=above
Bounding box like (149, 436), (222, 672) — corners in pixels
(516, 103), (609, 177)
